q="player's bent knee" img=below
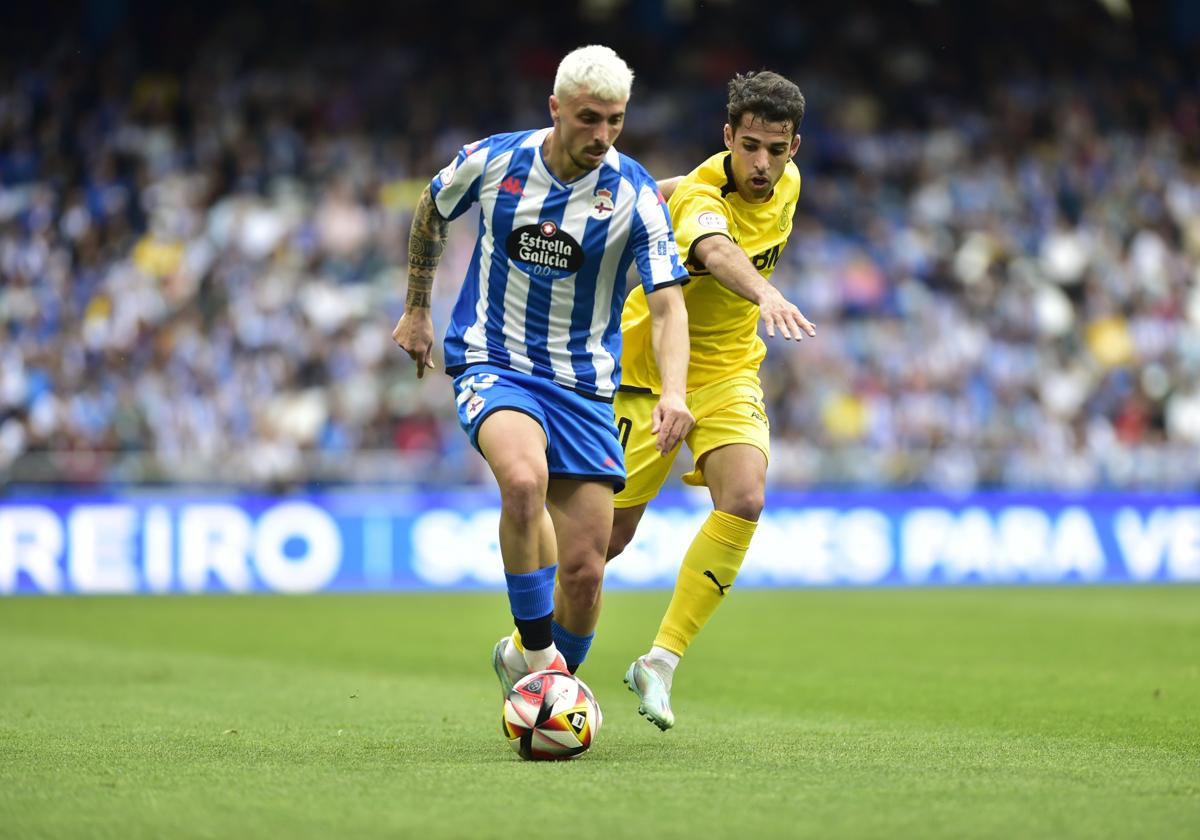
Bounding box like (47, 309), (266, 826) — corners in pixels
(720, 490), (764, 522)
(606, 529), (632, 561)
(558, 561), (604, 606)
(497, 471), (547, 524)
(607, 508), (643, 560)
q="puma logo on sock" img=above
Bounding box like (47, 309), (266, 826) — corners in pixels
(704, 570), (731, 595)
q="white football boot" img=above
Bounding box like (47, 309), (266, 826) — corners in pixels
(491, 636), (528, 697)
(493, 636), (570, 696)
(624, 655), (676, 730)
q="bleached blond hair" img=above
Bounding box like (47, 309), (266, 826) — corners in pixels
(553, 45), (634, 102)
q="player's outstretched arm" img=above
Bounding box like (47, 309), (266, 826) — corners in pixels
(393, 185), (450, 378)
(656, 176), (684, 201)
(646, 285), (694, 454)
(693, 235), (816, 341)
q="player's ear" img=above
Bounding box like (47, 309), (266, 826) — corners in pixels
(723, 123), (733, 149)
(790, 134), (801, 157)
(549, 94), (559, 123)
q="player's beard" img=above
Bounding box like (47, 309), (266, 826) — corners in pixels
(570, 145), (607, 172)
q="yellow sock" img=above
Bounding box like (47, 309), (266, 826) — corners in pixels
(654, 510), (757, 656)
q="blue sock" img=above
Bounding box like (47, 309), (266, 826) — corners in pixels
(551, 620), (594, 672)
(504, 566), (557, 649)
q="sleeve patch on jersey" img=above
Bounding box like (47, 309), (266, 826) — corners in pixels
(656, 240), (669, 256)
(696, 211), (728, 230)
(438, 157), (459, 187)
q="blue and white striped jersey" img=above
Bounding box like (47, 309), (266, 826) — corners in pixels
(429, 127), (688, 402)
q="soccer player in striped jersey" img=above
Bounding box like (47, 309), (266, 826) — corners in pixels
(393, 46), (693, 689)
(610, 71), (815, 730)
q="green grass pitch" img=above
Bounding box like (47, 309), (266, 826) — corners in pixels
(1, 586), (1197, 838)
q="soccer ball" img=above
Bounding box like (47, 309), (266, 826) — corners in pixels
(502, 670), (602, 760)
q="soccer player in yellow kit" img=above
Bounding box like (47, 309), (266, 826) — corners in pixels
(610, 71), (815, 730)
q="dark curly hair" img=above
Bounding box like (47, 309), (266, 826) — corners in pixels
(727, 71), (806, 136)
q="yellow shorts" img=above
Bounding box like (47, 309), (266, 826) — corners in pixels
(612, 375), (770, 508)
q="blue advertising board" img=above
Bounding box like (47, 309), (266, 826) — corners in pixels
(1, 490), (1197, 595)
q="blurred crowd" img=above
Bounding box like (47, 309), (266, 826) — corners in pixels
(1, 1), (1198, 489)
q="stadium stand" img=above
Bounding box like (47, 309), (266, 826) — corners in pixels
(1, 0), (1197, 489)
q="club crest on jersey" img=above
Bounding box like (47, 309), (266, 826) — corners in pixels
(590, 188), (615, 220)
(465, 395), (486, 421)
(779, 202), (792, 232)
(506, 220), (585, 279)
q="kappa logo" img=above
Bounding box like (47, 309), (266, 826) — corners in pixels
(499, 176), (524, 197)
(589, 187), (615, 220)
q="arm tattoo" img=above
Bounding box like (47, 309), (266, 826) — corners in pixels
(406, 186), (449, 309)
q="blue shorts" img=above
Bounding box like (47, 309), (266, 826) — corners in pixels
(452, 364), (625, 491)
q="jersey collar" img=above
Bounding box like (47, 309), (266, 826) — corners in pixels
(721, 154), (737, 197)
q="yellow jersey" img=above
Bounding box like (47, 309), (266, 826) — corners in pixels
(618, 151), (800, 393)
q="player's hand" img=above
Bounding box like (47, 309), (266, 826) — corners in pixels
(759, 286), (816, 341)
(392, 310), (436, 378)
(650, 393), (693, 455)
